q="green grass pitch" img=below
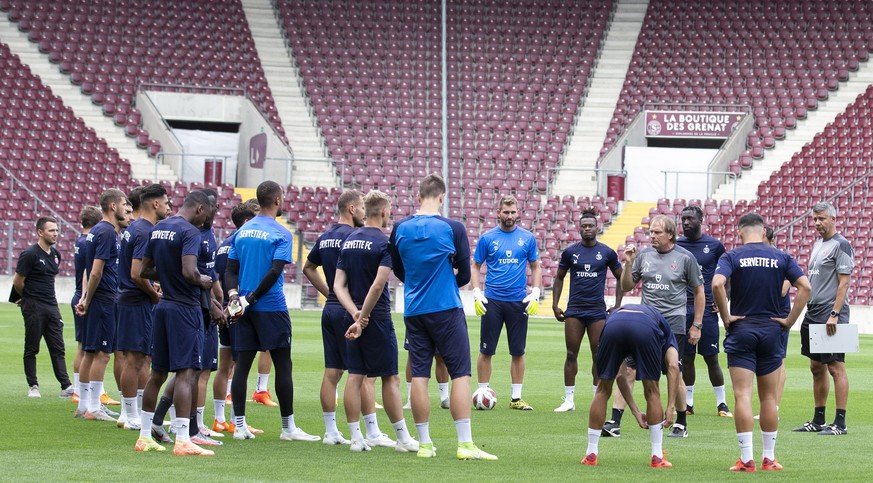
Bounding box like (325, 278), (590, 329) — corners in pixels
(0, 304), (870, 481)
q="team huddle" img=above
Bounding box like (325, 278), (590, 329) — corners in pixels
(14, 173), (853, 467)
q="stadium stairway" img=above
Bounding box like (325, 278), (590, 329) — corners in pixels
(0, 15), (175, 181)
(713, 59), (873, 202)
(599, 201), (653, 251)
(554, 0), (649, 198)
(240, 0), (336, 187)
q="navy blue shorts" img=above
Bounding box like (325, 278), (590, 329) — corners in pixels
(346, 313), (398, 377)
(405, 308), (471, 379)
(201, 315), (218, 371)
(780, 329), (789, 359)
(564, 307), (608, 324)
(151, 302), (204, 373)
(724, 320), (783, 376)
(82, 297), (116, 353)
(218, 324), (238, 362)
(71, 293), (83, 343)
(115, 303), (155, 354)
(322, 304), (351, 370)
(684, 309), (720, 356)
(235, 310), (291, 352)
(596, 315), (666, 381)
(479, 299), (528, 356)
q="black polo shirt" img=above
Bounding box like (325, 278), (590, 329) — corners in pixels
(16, 243), (60, 303)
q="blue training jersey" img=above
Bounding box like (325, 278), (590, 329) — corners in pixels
(73, 234), (88, 297)
(558, 241), (620, 312)
(144, 215), (202, 307)
(389, 213), (471, 317)
(307, 223), (356, 306)
(117, 217), (154, 304)
(198, 227), (218, 309)
(677, 234), (725, 307)
(336, 227), (392, 319)
(228, 215), (293, 312)
(82, 220), (120, 302)
(214, 231), (235, 303)
(474, 226), (538, 301)
(715, 242), (804, 323)
(609, 303), (678, 356)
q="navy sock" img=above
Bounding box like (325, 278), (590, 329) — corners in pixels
(813, 406), (826, 425)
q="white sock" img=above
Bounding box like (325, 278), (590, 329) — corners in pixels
(565, 385), (575, 402)
(363, 412), (381, 439)
(586, 427), (601, 455)
(477, 382), (489, 389)
(348, 421), (363, 442)
(714, 385), (727, 406)
(140, 411), (154, 438)
(257, 373), (269, 392)
(196, 407), (205, 430)
(686, 385), (695, 407)
(88, 382), (101, 413)
(136, 389), (144, 412)
(511, 384), (522, 399)
(73, 373), (79, 390)
(438, 382), (449, 401)
(592, 385), (597, 398)
(454, 418), (472, 443)
(282, 414), (296, 432)
(77, 381), (90, 412)
(415, 422), (431, 444)
(122, 397), (137, 421)
(762, 431), (777, 460)
(406, 382), (412, 402)
(391, 419), (413, 444)
(234, 414), (246, 430)
(213, 399), (226, 423)
(324, 411), (339, 435)
(174, 418), (190, 443)
(650, 422), (664, 458)
(737, 431), (754, 463)
(226, 379), (232, 397)
(169, 405), (176, 422)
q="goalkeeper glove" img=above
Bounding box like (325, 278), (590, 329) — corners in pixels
(225, 291), (250, 322)
(472, 287), (488, 316)
(523, 287), (541, 315)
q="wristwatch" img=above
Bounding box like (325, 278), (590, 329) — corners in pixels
(830, 310), (839, 318)
(692, 322), (703, 330)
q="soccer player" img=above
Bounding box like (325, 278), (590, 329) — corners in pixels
(756, 226), (792, 421)
(13, 216), (73, 398)
(336, 190), (419, 453)
(70, 206), (102, 403)
(135, 190), (215, 455)
(794, 201), (853, 435)
(224, 180), (319, 442)
(551, 208), (622, 412)
(389, 173), (496, 460)
(581, 304), (680, 468)
(619, 214), (703, 438)
(712, 212), (811, 471)
(116, 184), (170, 430)
(74, 188), (130, 422)
(302, 189), (371, 445)
(676, 206), (732, 417)
(470, 195), (542, 410)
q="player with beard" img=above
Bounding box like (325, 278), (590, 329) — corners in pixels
(70, 206), (102, 403)
(551, 208), (622, 412)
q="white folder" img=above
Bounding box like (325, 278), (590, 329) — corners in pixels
(808, 324), (860, 353)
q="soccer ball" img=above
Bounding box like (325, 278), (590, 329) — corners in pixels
(472, 387), (497, 410)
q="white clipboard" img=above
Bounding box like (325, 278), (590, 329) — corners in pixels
(808, 324), (859, 353)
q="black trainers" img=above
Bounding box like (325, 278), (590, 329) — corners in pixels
(667, 423), (688, 438)
(792, 421), (825, 433)
(818, 424), (847, 435)
(601, 420), (621, 437)
(717, 403), (733, 418)
(685, 404), (694, 415)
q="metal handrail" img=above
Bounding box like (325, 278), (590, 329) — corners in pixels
(777, 168), (873, 237)
(0, 162), (81, 236)
(660, 169), (738, 202)
(546, 166), (627, 198)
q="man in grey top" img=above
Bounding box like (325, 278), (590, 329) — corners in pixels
(620, 215), (704, 438)
(794, 201), (853, 436)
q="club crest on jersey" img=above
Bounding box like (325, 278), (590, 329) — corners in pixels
(703, 245), (710, 254)
(517, 238), (524, 246)
(655, 274), (662, 282)
(670, 260), (679, 272)
(596, 252), (602, 260)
